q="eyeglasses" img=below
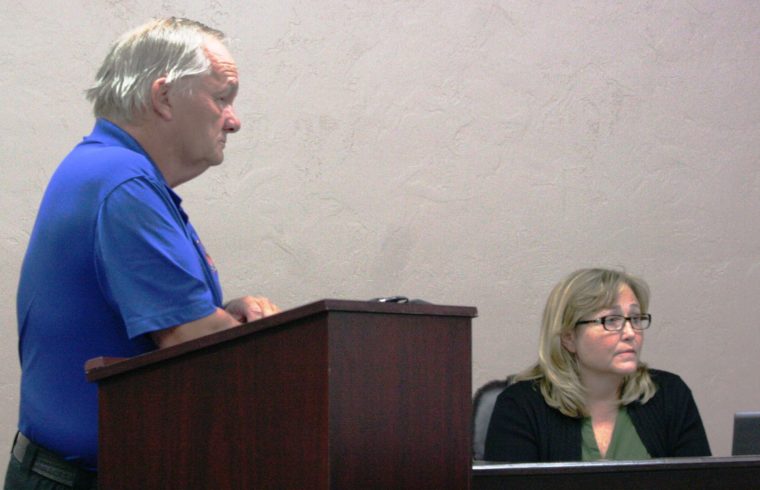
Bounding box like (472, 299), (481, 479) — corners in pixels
(575, 313), (652, 331)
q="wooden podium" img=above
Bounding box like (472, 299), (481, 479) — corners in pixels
(86, 299), (476, 489)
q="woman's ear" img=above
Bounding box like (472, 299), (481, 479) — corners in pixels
(560, 330), (577, 354)
(150, 77), (172, 120)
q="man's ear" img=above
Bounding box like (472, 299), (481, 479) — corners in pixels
(151, 77), (172, 121)
(560, 330), (577, 354)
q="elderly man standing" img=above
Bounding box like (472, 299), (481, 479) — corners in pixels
(5, 18), (279, 489)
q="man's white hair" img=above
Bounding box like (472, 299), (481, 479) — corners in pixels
(86, 17), (226, 123)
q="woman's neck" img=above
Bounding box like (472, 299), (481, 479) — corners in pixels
(581, 370), (623, 408)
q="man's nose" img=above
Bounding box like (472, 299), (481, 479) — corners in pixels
(224, 107), (241, 133)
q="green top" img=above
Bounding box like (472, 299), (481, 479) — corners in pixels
(581, 406), (651, 461)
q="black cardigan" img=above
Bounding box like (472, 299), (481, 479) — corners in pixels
(483, 369), (711, 462)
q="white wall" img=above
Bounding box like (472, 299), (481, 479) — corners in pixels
(1, 0), (759, 459)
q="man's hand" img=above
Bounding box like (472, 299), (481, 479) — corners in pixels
(151, 296), (280, 348)
(224, 296), (281, 323)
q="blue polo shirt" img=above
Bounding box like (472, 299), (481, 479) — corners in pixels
(16, 119), (224, 469)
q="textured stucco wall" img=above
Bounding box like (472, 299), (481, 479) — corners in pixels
(1, 0), (759, 461)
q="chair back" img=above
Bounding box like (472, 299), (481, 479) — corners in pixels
(472, 376), (514, 460)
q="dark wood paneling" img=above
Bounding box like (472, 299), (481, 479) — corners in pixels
(472, 456), (760, 490)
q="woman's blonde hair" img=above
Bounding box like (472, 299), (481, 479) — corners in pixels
(516, 268), (656, 417)
(86, 17), (225, 123)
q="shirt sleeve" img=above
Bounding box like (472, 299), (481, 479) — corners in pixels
(484, 384), (542, 462)
(666, 374), (712, 457)
(94, 177), (219, 339)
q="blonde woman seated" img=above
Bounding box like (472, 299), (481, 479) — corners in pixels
(484, 268), (711, 462)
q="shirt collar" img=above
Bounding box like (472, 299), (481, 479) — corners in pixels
(88, 118), (185, 213)
(88, 119), (167, 181)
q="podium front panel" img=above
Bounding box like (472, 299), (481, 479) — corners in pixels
(327, 311), (471, 489)
(91, 300), (474, 489)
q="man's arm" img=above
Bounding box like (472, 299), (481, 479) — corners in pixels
(151, 296), (280, 348)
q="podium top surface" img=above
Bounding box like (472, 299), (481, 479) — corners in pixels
(85, 298), (476, 382)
